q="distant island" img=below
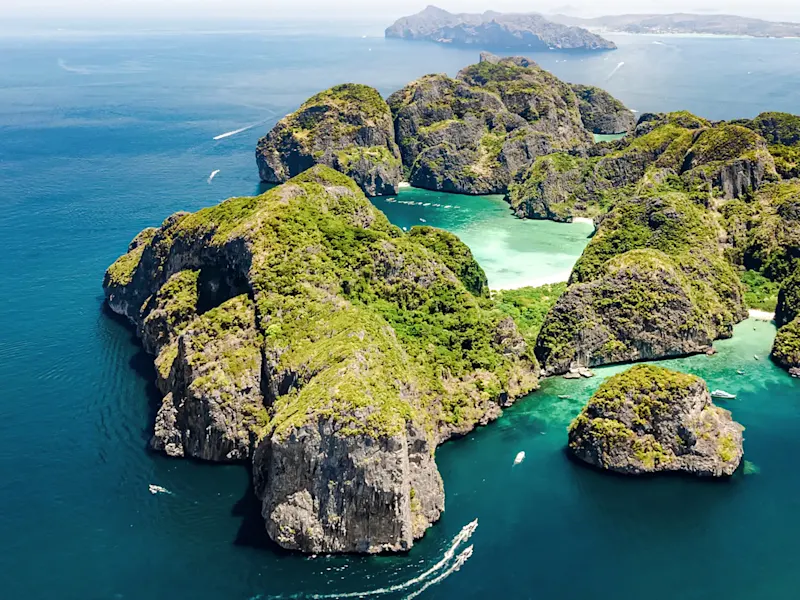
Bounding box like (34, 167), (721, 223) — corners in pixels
(385, 5), (616, 51)
(549, 13), (800, 38)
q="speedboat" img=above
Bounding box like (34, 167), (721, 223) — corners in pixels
(513, 451), (526, 466)
(711, 390), (737, 400)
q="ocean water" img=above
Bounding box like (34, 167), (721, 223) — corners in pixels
(1, 26), (800, 600)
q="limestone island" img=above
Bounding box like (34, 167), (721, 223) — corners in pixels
(104, 166), (538, 554)
(568, 365), (744, 476)
(106, 53), (800, 555)
(386, 5), (616, 52)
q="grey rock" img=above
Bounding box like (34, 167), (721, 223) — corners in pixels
(568, 364), (744, 477)
(571, 84), (636, 134)
(386, 6), (617, 51)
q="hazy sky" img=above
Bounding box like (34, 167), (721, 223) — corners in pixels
(3, 0), (800, 22)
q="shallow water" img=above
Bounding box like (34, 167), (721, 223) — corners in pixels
(374, 191), (594, 289)
(2, 27), (800, 600)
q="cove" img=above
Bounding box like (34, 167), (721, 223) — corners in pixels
(372, 188), (595, 290)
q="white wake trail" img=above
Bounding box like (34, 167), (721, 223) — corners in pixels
(404, 545), (474, 599)
(607, 61), (625, 81)
(208, 169), (220, 183)
(213, 124), (256, 140)
(297, 519), (478, 600)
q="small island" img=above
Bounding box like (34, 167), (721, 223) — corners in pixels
(568, 365), (744, 476)
(386, 5), (616, 52)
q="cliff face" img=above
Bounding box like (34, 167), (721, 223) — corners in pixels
(535, 191), (746, 375)
(388, 53), (593, 195)
(571, 84), (636, 135)
(385, 6), (616, 51)
(103, 165), (538, 553)
(568, 365), (744, 476)
(739, 112), (800, 179)
(773, 268), (800, 373)
(256, 84), (402, 197)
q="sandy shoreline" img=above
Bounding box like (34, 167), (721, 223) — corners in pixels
(571, 217), (594, 225)
(749, 309), (775, 322)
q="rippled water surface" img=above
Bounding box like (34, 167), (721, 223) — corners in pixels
(2, 27), (800, 600)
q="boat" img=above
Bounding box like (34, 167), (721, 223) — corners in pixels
(737, 370), (745, 375)
(513, 451), (526, 466)
(558, 394), (571, 400)
(754, 355), (760, 360)
(711, 390), (737, 400)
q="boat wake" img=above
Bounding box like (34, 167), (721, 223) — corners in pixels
(208, 169), (220, 183)
(257, 519), (478, 600)
(213, 124), (257, 140)
(148, 484), (172, 495)
(607, 62), (625, 81)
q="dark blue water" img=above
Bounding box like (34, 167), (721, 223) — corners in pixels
(2, 27), (800, 600)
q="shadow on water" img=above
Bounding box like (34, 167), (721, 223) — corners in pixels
(100, 302), (163, 446)
(254, 182), (275, 196)
(231, 466), (293, 555)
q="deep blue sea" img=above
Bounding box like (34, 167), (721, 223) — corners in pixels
(2, 24), (800, 600)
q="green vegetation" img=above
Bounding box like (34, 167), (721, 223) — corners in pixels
(493, 283), (567, 343)
(105, 165), (538, 445)
(741, 270), (780, 311)
(105, 243), (147, 287)
(778, 268), (800, 326)
(568, 365), (701, 468)
(773, 316), (800, 368)
(535, 185), (746, 372)
(407, 226), (489, 297)
(717, 433), (738, 463)
(302, 83), (390, 122)
(507, 115), (711, 222)
(582, 364), (699, 418)
(336, 145), (401, 172)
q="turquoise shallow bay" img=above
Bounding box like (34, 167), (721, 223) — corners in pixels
(1, 26), (800, 599)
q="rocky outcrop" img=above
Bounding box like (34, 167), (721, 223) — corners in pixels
(568, 364), (744, 476)
(571, 84), (636, 134)
(256, 84), (402, 197)
(535, 192), (746, 375)
(738, 112), (800, 178)
(738, 180), (800, 280)
(385, 6), (616, 51)
(103, 165), (538, 553)
(388, 53), (592, 195)
(680, 124), (777, 199)
(772, 267), (800, 372)
(509, 113), (778, 222)
(508, 111), (706, 221)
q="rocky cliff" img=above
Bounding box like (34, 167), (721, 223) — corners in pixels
(103, 165), (538, 553)
(568, 364), (744, 476)
(535, 189), (746, 374)
(256, 84), (402, 197)
(773, 267), (800, 373)
(508, 112), (778, 222)
(571, 84), (636, 135)
(738, 112), (800, 179)
(388, 53), (593, 194)
(386, 6), (616, 51)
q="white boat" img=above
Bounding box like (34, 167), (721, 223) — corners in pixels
(711, 390), (737, 400)
(513, 451), (526, 466)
